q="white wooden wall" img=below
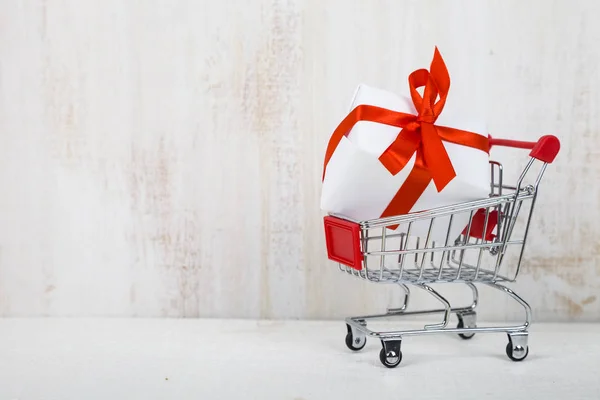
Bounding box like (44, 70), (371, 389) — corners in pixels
(0, 0), (598, 321)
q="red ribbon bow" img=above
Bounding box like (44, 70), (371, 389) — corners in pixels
(322, 47), (489, 221)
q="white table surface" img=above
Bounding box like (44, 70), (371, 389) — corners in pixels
(0, 318), (598, 399)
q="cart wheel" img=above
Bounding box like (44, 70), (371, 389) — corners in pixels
(379, 341), (402, 368)
(456, 319), (475, 340)
(345, 324), (366, 351)
(345, 331), (366, 351)
(379, 348), (402, 368)
(505, 341), (529, 361)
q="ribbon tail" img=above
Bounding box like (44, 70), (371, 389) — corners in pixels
(421, 124), (456, 191)
(378, 128), (420, 175)
(380, 150), (432, 230)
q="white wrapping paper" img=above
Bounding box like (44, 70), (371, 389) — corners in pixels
(320, 84), (490, 244)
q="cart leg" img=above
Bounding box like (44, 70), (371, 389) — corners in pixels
(484, 282), (532, 330)
(386, 283), (411, 314)
(380, 339), (403, 368)
(418, 284), (452, 330)
(484, 282), (531, 361)
(455, 283), (478, 339)
(464, 282), (479, 311)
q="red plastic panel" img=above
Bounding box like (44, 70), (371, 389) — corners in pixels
(323, 216), (363, 270)
(462, 209), (499, 241)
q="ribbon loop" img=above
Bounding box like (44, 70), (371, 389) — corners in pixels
(378, 46), (456, 190)
(407, 47), (451, 127)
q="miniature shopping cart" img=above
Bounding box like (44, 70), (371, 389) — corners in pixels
(323, 135), (560, 368)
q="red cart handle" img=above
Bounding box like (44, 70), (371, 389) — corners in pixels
(488, 135), (560, 164)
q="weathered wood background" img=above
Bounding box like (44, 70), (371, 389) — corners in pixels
(0, 0), (598, 320)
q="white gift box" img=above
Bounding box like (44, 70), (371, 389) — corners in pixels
(320, 84), (490, 244)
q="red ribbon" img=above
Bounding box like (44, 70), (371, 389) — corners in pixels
(322, 47), (489, 223)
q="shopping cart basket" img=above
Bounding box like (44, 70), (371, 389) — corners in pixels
(323, 135), (560, 368)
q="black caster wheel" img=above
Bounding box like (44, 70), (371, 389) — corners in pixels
(379, 340), (402, 368)
(457, 319), (475, 340)
(379, 348), (402, 368)
(506, 341), (529, 361)
(345, 324), (366, 351)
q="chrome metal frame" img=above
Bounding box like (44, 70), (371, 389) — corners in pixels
(336, 157), (549, 367)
